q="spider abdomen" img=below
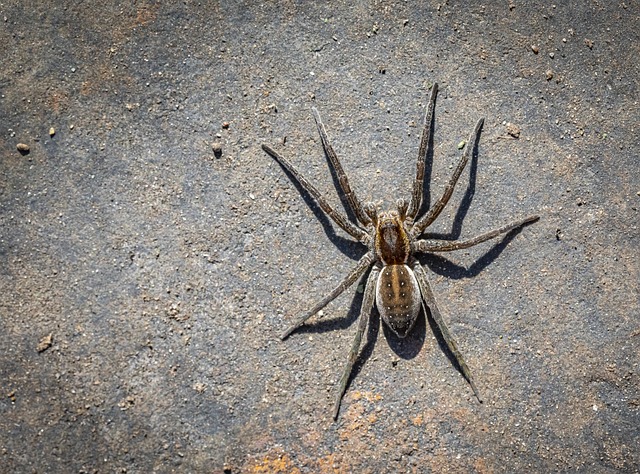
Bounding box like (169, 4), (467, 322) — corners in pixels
(376, 264), (422, 338)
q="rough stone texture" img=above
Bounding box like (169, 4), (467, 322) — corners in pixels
(1, 1), (638, 472)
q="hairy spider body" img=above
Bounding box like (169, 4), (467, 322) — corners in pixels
(372, 208), (422, 337)
(262, 82), (539, 420)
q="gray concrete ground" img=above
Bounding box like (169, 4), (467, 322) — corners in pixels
(1, 1), (638, 472)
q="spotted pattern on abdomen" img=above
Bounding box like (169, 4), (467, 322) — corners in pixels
(375, 264), (422, 338)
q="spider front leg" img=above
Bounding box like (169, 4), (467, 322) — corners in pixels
(411, 261), (481, 402)
(407, 82), (438, 222)
(333, 263), (380, 420)
(312, 108), (371, 227)
(262, 144), (369, 244)
(413, 215), (539, 253)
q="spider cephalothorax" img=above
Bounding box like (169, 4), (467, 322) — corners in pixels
(373, 203), (410, 265)
(262, 82), (539, 420)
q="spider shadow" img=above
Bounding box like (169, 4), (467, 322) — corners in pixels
(344, 306), (380, 391)
(272, 157), (365, 261)
(317, 124), (363, 229)
(416, 226), (534, 393)
(341, 301), (428, 397)
(421, 225), (530, 280)
(424, 306), (478, 394)
(354, 230), (531, 393)
(420, 115), (482, 242)
(410, 115), (536, 390)
(381, 311), (427, 359)
(414, 114), (533, 278)
(285, 269), (369, 337)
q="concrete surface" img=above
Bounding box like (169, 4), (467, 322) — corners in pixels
(1, 1), (638, 472)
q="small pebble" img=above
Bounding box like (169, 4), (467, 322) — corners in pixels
(584, 38), (594, 49)
(545, 69), (554, 81)
(222, 121), (230, 129)
(506, 122), (521, 138)
(49, 127), (55, 137)
(531, 45), (539, 54)
(16, 143), (30, 153)
(212, 142), (223, 157)
(457, 140), (466, 150)
(37, 333), (53, 353)
(549, 52), (555, 58)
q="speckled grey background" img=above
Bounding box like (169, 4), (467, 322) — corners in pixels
(1, 1), (638, 472)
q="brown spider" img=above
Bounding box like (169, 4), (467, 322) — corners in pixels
(262, 83), (539, 420)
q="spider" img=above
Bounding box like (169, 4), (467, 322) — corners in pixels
(262, 83), (539, 420)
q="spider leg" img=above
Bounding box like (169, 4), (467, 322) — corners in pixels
(407, 82), (438, 222)
(413, 215), (539, 252)
(333, 263), (380, 420)
(410, 118), (484, 239)
(312, 108), (372, 227)
(411, 261), (482, 402)
(262, 144), (370, 244)
(280, 252), (375, 340)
